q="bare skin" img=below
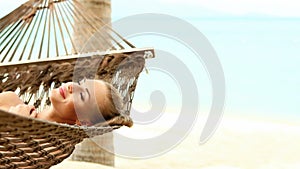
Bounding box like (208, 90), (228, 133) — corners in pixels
(0, 79), (108, 126)
(0, 91), (38, 118)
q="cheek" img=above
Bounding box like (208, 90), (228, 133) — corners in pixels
(64, 101), (75, 115)
(74, 102), (95, 120)
(54, 100), (75, 117)
(73, 102), (85, 117)
(50, 90), (75, 114)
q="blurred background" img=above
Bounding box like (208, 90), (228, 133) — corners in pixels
(1, 0), (300, 168)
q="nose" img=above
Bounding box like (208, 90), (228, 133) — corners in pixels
(69, 82), (83, 93)
(66, 83), (73, 94)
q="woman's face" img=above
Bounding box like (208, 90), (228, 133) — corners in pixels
(49, 79), (108, 125)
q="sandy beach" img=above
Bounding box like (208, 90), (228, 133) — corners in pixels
(51, 116), (300, 169)
(0, 1), (299, 169)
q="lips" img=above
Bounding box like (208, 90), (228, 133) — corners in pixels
(59, 87), (66, 99)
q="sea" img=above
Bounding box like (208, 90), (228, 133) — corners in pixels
(124, 17), (300, 124)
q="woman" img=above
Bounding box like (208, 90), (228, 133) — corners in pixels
(0, 79), (124, 126)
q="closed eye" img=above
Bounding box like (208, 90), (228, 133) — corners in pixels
(80, 92), (85, 101)
(77, 78), (88, 101)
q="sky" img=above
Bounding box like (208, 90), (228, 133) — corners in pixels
(0, 0), (299, 124)
(2, 0), (300, 18)
(111, 0), (300, 18)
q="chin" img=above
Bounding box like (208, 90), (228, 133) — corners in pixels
(49, 89), (57, 98)
(49, 89), (61, 103)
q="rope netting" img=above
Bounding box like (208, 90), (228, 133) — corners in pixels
(0, 107), (119, 169)
(0, 50), (154, 168)
(0, 0), (135, 63)
(0, 0), (156, 168)
(0, 49), (153, 113)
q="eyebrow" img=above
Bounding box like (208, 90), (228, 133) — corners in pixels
(86, 88), (90, 100)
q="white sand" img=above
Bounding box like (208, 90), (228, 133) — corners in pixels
(52, 116), (300, 169)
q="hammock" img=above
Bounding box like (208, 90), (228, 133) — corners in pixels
(0, 0), (155, 168)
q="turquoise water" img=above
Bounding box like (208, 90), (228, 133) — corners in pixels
(125, 17), (300, 122)
(192, 18), (300, 120)
(109, 0), (300, 122)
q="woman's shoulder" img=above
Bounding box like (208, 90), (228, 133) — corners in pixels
(0, 91), (23, 110)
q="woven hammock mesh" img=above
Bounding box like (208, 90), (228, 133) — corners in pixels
(0, 0), (134, 63)
(0, 51), (152, 168)
(0, 0), (155, 168)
